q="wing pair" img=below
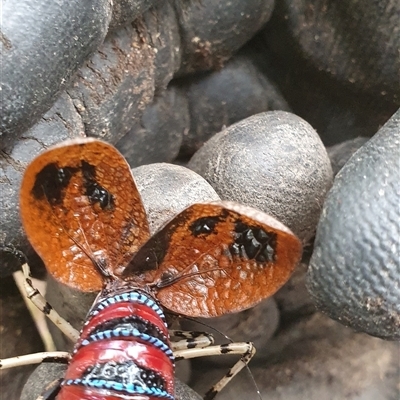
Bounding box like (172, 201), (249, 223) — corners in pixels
(20, 139), (302, 318)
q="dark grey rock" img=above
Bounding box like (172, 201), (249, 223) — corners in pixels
(176, 0), (275, 75)
(274, 260), (316, 322)
(45, 275), (97, 351)
(327, 136), (370, 176)
(179, 50), (290, 157)
(144, 1), (182, 92)
(67, 0), (185, 145)
(133, 162), (220, 233)
(116, 87), (189, 167)
(67, 21), (156, 144)
(188, 111), (333, 243)
(190, 313), (400, 400)
(307, 109), (400, 339)
(0, 93), (84, 277)
(261, 0), (399, 144)
(109, 0), (162, 31)
(20, 363), (67, 400)
(0, 0), (112, 149)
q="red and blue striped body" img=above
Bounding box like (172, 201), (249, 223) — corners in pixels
(57, 287), (175, 400)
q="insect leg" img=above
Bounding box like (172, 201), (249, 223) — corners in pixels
(174, 341), (256, 400)
(36, 378), (63, 400)
(0, 351), (70, 370)
(170, 329), (214, 351)
(19, 262), (79, 342)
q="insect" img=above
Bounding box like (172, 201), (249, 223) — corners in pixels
(1, 138), (302, 399)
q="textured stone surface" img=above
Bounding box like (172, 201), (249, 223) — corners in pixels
(0, 94), (85, 277)
(274, 260), (316, 322)
(133, 163), (220, 233)
(67, 19), (156, 145)
(109, 0), (161, 30)
(307, 109), (400, 339)
(261, 0), (399, 144)
(0, 0), (111, 148)
(190, 313), (400, 400)
(179, 49), (290, 157)
(327, 136), (370, 176)
(116, 87), (189, 167)
(188, 111), (333, 242)
(176, 0), (275, 75)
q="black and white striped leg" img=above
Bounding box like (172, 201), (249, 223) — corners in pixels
(173, 334), (256, 400)
(3, 245), (79, 343)
(0, 351), (70, 370)
(170, 330), (215, 351)
(36, 378), (63, 400)
(18, 262), (79, 342)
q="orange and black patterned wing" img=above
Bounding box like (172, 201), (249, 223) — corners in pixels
(20, 138), (150, 292)
(122, 201), (302, 318)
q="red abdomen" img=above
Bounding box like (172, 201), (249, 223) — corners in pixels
(57, 288), (174, 400)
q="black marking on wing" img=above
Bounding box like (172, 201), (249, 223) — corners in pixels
(81, 161), (115, 210)
(32, 163), (78, 204)
(230, 221), (277, 263)
(189, 216), (222, 236)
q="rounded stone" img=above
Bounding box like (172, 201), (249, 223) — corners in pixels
(327, 136), (370, 176)
(0, 93), (85, 277)
(109, 0), (160, 31)
(190, 313), (400, 400)
(1, 0), (112, 148)
(307, 110), (400, 339)
(176, 0), (275, 75)
(132, 163), (220, 234)
(274, 260), (316, 322)
(116, 87), (189, 168)
(67, 20), (156, 145)
(188, 111), (333, 243)
(180, 50), (290, 157)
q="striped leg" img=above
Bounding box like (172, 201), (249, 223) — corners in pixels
(16, 259), (79, 343)
(2, 245), (79, 342)
(170, 330), (214, 351)
(172, 331), (256, 400)
(0, 351), (70, 369)
(36, 378), (63, 400)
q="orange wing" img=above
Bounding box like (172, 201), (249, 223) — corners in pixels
(123, 201), (302, 318)
(20, 138), (149, 292)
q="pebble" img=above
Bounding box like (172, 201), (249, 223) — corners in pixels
(179, 49), (290, 157)
(307, 109), (400, 339)
(116, 87), (189, 167)
(0, 93), (84, 277)
(188, 111), (333, 243)
(190, 313), (400, 400)
(0, 0), (111, 148)
(132, 162), (220, 233)
(176, 0), (275, 75)
(327, 136), (370, 176)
